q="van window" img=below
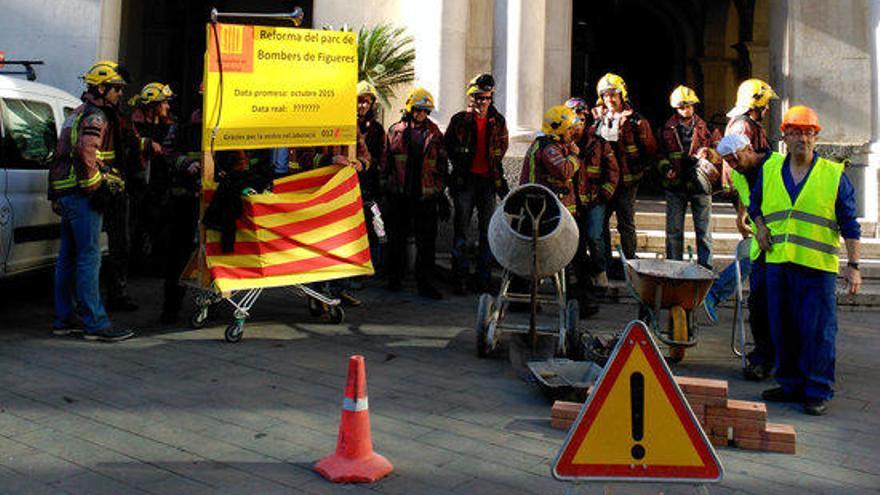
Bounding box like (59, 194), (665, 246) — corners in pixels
(0, 98), (58, 169)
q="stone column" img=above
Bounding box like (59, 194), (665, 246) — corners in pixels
(867, 0), (880, 224)
(97, 0), (123, 61)
(402, 0), (469, 126)
(493, 0), (546, 138)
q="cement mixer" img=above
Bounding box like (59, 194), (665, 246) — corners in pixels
(475, 184), (585, 359)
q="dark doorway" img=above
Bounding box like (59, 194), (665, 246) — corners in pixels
(570, 0), (702, 128)
(119, 0), (314, 121)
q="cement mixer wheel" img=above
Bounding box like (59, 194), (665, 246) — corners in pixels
(476, 293), (497, 358)
(565, 299), (585, 360)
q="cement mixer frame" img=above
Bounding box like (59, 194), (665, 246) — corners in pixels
(475, 185), (585, 360)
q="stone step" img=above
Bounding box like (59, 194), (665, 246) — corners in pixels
(611, 229), (880, 260)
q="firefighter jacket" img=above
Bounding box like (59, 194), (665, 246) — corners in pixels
(575, 132), (619, 206)
(383, 117), (448, 198)
(167, 109), (203, 198)
(519, 135), (580, 212)
(287, 129), (370, 175)
(657, 113), (721, 192)
(591, 104), (657, 186)
(49, 93), (137, 200)
(725, 114), (771, 153)
(358, 112), (385, 200)
(444, 105), (509, 192)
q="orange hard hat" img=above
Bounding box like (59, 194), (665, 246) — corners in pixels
(780, 105), (821, 133)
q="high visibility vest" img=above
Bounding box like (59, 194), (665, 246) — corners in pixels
(761, 154), (843, 273)
(731, 151), (783, 261)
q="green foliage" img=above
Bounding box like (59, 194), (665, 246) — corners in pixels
(323, 23), (415, 109)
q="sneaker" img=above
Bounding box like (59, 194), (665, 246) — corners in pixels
(743, 362), (773, 381)
(761, 387), (802, 403)
(803, 399), (828, 416)
(52, 326), (84, 337)
(703, 293), (718, 324)
(83, 328), (135, 342)
(417, 285), (443, 300)
(107, 296), (139, 312)
(338, 290), (362, 307)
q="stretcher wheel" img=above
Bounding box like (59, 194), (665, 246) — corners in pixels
(668, 305), (688, 363)
(225, 321), (244, 343)
(327, 305), (345, 324)
(565, 299), (585, 360)
(190, 308), (209, 329)
(476, 293), (496, 358)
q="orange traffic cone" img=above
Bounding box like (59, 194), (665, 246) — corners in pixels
(314, 355), (393, 483)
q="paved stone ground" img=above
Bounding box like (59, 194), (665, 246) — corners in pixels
(0, 271), (878, 495)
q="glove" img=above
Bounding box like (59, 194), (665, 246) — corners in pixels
(497, 178), (511, 199)
(438, 193), (452, 222)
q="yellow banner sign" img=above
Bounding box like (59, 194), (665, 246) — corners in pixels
(202, 23), (357, 151)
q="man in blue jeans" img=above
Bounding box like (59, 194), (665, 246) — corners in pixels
(705, 134), (779, 380)
(48, 61), (136, 342)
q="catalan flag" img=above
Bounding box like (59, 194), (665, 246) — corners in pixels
(204, 165), (373, 292)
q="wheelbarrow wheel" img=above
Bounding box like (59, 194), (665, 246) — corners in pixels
(224, 321), (244, 343)
(476, 293), (496, 358)
(307, 297), (324, 317)
(190, 307), (209, 329)
(565, 299), (585, 360)
(326, 304), (345, 324)
(667, 305), (688, 363)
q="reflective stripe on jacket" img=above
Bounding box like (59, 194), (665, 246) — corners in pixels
(761, 154), (844, 273)
(519, 136), (579, 212)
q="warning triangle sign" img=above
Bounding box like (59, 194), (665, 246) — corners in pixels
(552, 320), (723, 483)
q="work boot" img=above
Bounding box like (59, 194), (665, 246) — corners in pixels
(83, 328), (135, 343)
(803, 399), (828, 416)
(107, 295), (139, 312)
(761, 387), (802, 403)
(338, 290), (362, 307)
(743, 362), (772, 381)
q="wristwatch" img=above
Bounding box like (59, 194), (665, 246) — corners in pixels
(847, 261), (860, 270)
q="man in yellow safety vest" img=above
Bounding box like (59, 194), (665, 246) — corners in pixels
(750, 106), (862, 415)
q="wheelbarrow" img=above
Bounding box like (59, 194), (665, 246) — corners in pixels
(618, 246), (715, 362)
(475, 184), (584, 360)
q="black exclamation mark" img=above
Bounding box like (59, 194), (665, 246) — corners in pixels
(630, 372), (646, 460)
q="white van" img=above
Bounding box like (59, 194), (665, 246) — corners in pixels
(0, 74), (81, 277)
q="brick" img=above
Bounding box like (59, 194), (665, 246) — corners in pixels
(551, 401), (582, 420)
(705, 415), (766, 434)
(707, 424), (735, 440)
(706, 399), (767, 421)
(684, 393), (728, 408)
(735, 437), (797, 454)
(550, 417), (573, 431)
(734, 423), (797, 443)
(674, 376), (728, 397)
(708, 434), (729, 448)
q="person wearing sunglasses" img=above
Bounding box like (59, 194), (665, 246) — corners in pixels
(444, 73), (509, 295)
(48, 60), (138, 342)
(748, 106), (861, 416)
(382, 87), (449, 299)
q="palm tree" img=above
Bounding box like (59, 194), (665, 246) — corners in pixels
(324, 23), (416, 110)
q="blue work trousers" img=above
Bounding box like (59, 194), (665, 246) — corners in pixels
(766, 263), (837, 401)
(53, 194), (111, 333)
(707, 256), (751, 303)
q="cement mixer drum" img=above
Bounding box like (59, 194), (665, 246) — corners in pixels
(488, 184), (579, 278)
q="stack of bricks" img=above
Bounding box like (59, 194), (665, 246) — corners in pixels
(549, 377), (796, 454)
(675, 376), (797, 454)
(550, 400), (580, 431)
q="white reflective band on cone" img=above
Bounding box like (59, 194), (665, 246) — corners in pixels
(343, 397), (369, 412)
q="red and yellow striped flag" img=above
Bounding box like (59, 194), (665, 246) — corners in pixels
(205, 165), (373, 292)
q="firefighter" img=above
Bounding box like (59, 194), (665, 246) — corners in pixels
(591, 73), (657, 278)
(566, 98), (619, 315)
(657, 85), (721, 269)
(445, 73), (509, 294)
(356, 81), (387, 275)
(382, 87), (449, 299)
(48, 60), (136, 342)
(128, 82), (177, 272)
(725, 78), (777, 153)
(519, 105), (580, 210)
